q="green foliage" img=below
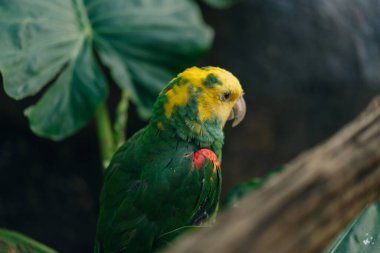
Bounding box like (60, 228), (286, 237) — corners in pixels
(0, 229), (57, 253)
(202, 0), (239, 8)
(222, 165), (285, 208)
(324, 201), (380, 253)
(0, 0), (213, 140)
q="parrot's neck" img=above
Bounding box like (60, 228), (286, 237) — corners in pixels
(149, 87), (225, 153)
(149, 115), (224, 156)
(148, 118), (224, 152)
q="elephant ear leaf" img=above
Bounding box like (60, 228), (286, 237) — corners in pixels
(323, 201), (380, 253)
(0, 229), (57, 253)
(0, 0), (213, 140)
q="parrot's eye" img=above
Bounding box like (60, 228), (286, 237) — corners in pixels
(221, 91), (231, 102)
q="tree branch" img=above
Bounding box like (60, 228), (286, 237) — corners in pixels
(165, 95), (380, 253)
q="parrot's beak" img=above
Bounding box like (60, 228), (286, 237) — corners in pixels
(228, 96), (246, 127)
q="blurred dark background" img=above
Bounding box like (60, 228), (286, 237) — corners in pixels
(0, 0), (379, 252)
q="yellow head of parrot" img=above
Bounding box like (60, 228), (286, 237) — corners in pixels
(162, 66), (245, 128)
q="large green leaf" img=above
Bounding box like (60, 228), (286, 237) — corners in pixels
(0, 229), (57, 253)
(0, 0), (213, 140)
(323, 201), (380, 253)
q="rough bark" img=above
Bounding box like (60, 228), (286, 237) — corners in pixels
(164, 95), (380, 253)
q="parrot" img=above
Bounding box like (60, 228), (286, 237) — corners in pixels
(94, 66), (246, 253)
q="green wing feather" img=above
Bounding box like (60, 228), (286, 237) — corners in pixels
(95, 126), (221, 253)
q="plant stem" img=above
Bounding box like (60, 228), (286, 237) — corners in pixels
(95, 102), (115, 170)
(114, 91), (129, 148)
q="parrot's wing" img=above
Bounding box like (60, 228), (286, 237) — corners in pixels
(96, 131), (221, 252)
(95, 128), (156, 253)
(189, 149), (221, 225)
(190, 165), (221, 225)
(153, 149), (222, 250)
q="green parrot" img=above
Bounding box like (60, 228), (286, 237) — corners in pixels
(95, 66), (246, 253)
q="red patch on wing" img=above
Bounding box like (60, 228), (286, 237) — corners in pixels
(193, 149), (220, 172)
